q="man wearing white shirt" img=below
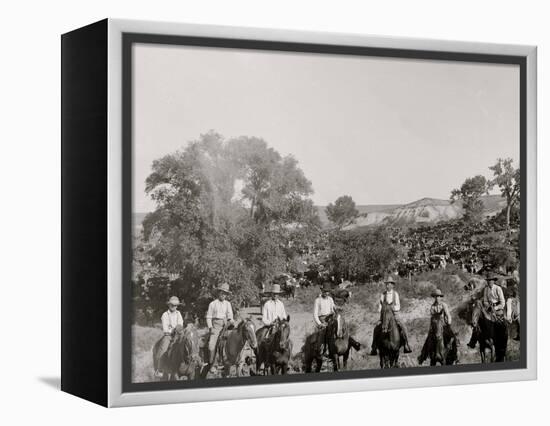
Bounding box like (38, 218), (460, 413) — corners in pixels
(206, 282), (235, 371)
(313, 282), (336, 354)
(262, 284), (288, 326)
(369, 276), (412, 355)
(258, 283), (288, 343)
(154, 296), (184, 376)
(467, 273), (505, 348)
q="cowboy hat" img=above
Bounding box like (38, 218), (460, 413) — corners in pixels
(384, 276), (396, 284)
(270, 284), (283, 294)
(216, 282), (232, 294)
(431, 289), (444, 298)
(272, 275), (287, 285)
(486, 273), (500, 282)
(321, 282), (332, 292)
(167, 296), (181, 306)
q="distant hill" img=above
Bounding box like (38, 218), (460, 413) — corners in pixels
(342, 194), (506, 229)
(133, 195), (506, 232)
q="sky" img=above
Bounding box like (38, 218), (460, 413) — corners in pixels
(133, 43), (519, 213)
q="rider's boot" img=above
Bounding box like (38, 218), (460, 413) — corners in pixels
(369, 342), (377, 356)
(400, 329), (412, 353)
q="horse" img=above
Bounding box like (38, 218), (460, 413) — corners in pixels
(302, 313), (360, 373)
(325, 312), (361, 371)
(152, 324), (201, 381)
(303, 330), (324, 373)
(426, 312), (458, 366)
(202, 318), (258, 378)
(470, 300), (508, 363)
(256, 317), (292, 375)
(376, 301), (401, 368)
(282, 282), (296, 299)
(505, 296), (520, 341)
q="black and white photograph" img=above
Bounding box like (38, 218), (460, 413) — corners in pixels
(128, 40), (524, 386)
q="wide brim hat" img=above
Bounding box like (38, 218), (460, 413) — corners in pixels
(167, 296), (181, 306)
(273, 274), (288, 285)
(216, 282), (232, 294)
(431, 289), (444, 297)
(384, 276), (396, 285)
(270, 284), (283, 294)
(486, 273), (500, 282)
(321, 282), (332, 292)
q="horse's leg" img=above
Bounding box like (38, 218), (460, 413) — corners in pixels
(304, 356), (312, 373)
(315, 357), (323, 373)
(331, 354), (338, 372)
(393, 352), (400, 368)
(221, 363), (230, 378)
(343, 351), (349, 370)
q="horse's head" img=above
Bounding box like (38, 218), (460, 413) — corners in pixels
(430, 312), (445, 338)
(380, 301), (395, 333)
(241, 318), (258, 350)
(470, 299), (483, 326)
(335, 313), (347, 339)
(183, 324), (201, 363)
(274, 317), (291, 347)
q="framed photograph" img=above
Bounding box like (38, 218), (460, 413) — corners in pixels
(61, 19), (537, 407)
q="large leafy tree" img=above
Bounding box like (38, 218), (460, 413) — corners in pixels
(489, 158), (520, 229)
(226, 136), (315, 225)
(136, 131), (320, 313)
(326, 195), (359, 228)
(450, 175), (488, 223)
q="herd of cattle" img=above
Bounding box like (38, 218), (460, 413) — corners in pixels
(290, 220), (519, 288)
(389, 221), (518, 277)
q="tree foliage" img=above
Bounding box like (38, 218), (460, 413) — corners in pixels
(134, 131), (320, 316)
(450, 175), (488, 223)
(489, 158), (520, 229)
(325, 228), (399, 281)
(326, 195), (359, 228)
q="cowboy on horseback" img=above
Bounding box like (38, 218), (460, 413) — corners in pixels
(154, 296), (184, 377)
(205, 282), (235, 373)
(370, 276), (412, 355)
(467, 273), (505, 349)
(313, 281), (336, 354)
(260, 281), (288, 340)
(417, 289), (457, 365)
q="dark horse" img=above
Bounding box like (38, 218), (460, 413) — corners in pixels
(256, 317), (292, 375)
(282, 282), (296, 299)
(326, 312), (361, 371)
(303, 313), (360, 373)
(201, 318), (258, 378)
(426, 312), (458, 366)
(376, 301), (401, 368)
(471, 300), (508, 362)
(153, 324), (201, 380)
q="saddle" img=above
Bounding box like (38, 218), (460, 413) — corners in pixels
(480, 304), (504, 323)
(216, 322), (238, 363)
